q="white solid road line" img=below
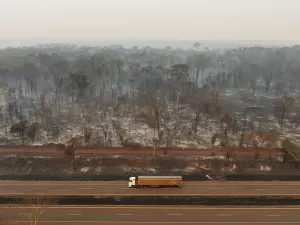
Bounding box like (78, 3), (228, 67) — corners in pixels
(78, 188), (93, 190)
(207, 188), (223, 190)
(216, 214), (232, 216)
(67, 214), (82, 216)
(266, 214), (282, 217)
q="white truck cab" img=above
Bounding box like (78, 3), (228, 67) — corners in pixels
(128, 177), (136, 187)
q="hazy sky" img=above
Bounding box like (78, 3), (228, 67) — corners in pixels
(1, 0), (300, 42)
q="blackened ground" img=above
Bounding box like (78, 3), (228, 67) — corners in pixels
(0, 155), (299, 181)
(1, 174), (300, 181)
(1, 196), (300, 205)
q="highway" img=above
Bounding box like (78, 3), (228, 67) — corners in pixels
(6, 206), (300, 224)
(1, 181), (300, 196)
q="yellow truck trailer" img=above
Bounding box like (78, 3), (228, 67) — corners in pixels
(128, 176), (182, 188)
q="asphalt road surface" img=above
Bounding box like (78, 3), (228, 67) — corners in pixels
(7, 206), (300, 224)
(0, 147), (282, 157)
(1, 181), (300, 196)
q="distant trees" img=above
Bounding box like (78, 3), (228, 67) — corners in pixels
(135, 87), (166, 156)
(192, 42), (201, 50)
(1, 43), (300, 149)
(187, 54), (210, 86)
(10, 121), (39, 144)
(189, 97), (202, 134)
(10, 120), (28, 144)
(273, 95), (294, 128)
(68, 72), (91, 103)
(168, 64), (189, 143)
(26, 122), (39, 144)
(169, 64), (189, 107)
(138, 89), (165, 136)
(21, 62), (40, 96)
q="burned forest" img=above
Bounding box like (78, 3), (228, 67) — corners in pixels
(0, 44), (300, 152)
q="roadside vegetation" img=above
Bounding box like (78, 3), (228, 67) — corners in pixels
(0, 196), (56, 225)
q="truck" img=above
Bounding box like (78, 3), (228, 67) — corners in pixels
(128, 176), (182, 188)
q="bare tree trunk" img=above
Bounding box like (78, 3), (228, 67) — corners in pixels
(195, 67), (201, 86)
(152, 145), (156, 157)
(154, 107), (160, 135)
(152, 130), (157, 157)
(194, 110), (200, 134)
(72, 152), (76, 173)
